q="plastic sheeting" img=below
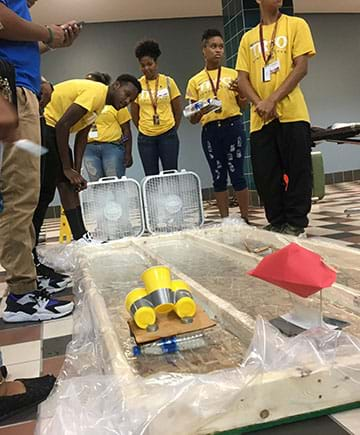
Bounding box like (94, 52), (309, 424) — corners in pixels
(201, 218), (360, 290)
(36, 291), (360, 434)
(36, 223), (360, 434)
(37, 242), (79, 273)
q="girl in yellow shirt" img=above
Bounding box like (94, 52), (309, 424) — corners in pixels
(131, 40), (182, 176)
(84, 72), (133, 181)
(186, 29), (249, 221)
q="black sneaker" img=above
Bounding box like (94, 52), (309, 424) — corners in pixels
(36, 262), (72, 294)
(0, 375), (55, 422)
(281, 223), (306, 237)
(3, 290), (74, 322)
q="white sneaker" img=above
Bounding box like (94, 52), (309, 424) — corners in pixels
(3, 290), (74, 322)
(75, 231), (102, 246)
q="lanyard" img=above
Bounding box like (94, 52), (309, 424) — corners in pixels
(145, 75), (159, 114)
(205, 66), (222, 98)
(259, 13), (281, 65)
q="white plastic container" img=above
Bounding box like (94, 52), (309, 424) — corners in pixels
(183, 98), (222, 118)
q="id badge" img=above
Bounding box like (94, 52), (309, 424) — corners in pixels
(262, 65), (271, 82)
(153, 114), (160, 125)
(214, 98), (222, 113)
(269, 60), (280, 73)
(88, 125), (98, 139)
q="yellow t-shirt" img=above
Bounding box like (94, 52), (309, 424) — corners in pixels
(44, 79), (108, 133)
(236, 14), (316, 133)
(185, 67), (242, 126)
(135, 74), (181, 136)
(88, 106), (131, 143)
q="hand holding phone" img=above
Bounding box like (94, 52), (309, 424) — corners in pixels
(60, 20), (83, 47)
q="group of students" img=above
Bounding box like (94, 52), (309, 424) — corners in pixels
(79, 8), (316, 238)
(80, 32), (250, 223)
(0, 0), (316, 420)
(0, 0), (316, 325)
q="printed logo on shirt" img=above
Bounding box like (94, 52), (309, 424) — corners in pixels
(250, 36), (288, 61)
(199, 77), (232, 94)
(139, 88), (170, 102)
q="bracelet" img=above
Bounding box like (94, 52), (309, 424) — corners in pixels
(45, 25), (54, 45)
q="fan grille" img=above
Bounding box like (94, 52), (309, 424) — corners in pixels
(143, 171), (204, 234)
(80, 178), (144, 241)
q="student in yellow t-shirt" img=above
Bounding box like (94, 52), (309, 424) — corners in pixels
(186, 29), (249, 221)
(33, 75), (141, 246)
(83, 72), (132, 181)
(131, 40), (182, 176)
(237, 0), (316, 236)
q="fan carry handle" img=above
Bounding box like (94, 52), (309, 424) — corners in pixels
(160, 169), (186, 175)
(98, 176), (127, 182)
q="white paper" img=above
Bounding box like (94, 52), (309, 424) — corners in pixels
(331, 122), (360, 129)
(269, 59), (280, 72)
(158, 88), (169, 98)
(15, 140), (48, 156)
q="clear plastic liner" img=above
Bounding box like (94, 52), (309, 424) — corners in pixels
(140, 232), (360, 336)
(37, 242), (79, 273)
(244, 317), (360, 375)
(36, 227), (360, 434)
(200, 221), (360, 290)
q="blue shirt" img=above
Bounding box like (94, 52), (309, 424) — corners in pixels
(0, 0), (41, 95)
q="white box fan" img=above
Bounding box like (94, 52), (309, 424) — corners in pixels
(80, 176), (145, 241)
(142, 169), (204, 234)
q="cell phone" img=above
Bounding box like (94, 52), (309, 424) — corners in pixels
(63, 21), (84, 31)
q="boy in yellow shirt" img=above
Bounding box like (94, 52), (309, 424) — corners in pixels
(32, 75), (141, 252)
(237, 0), (316, 236)
(186, 29), (249, 220)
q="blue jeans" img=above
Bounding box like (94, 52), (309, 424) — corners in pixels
(84, 142), (126, 181)
(138, 127), (179, 176)
(202, 116), (247, 192)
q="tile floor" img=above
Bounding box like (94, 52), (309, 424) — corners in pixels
(0, 181), (359, 434)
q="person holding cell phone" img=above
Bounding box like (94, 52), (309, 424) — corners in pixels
(0, 0), (82, 323)
(186, 29), (249, 221)
(131, 39), (182, 176)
